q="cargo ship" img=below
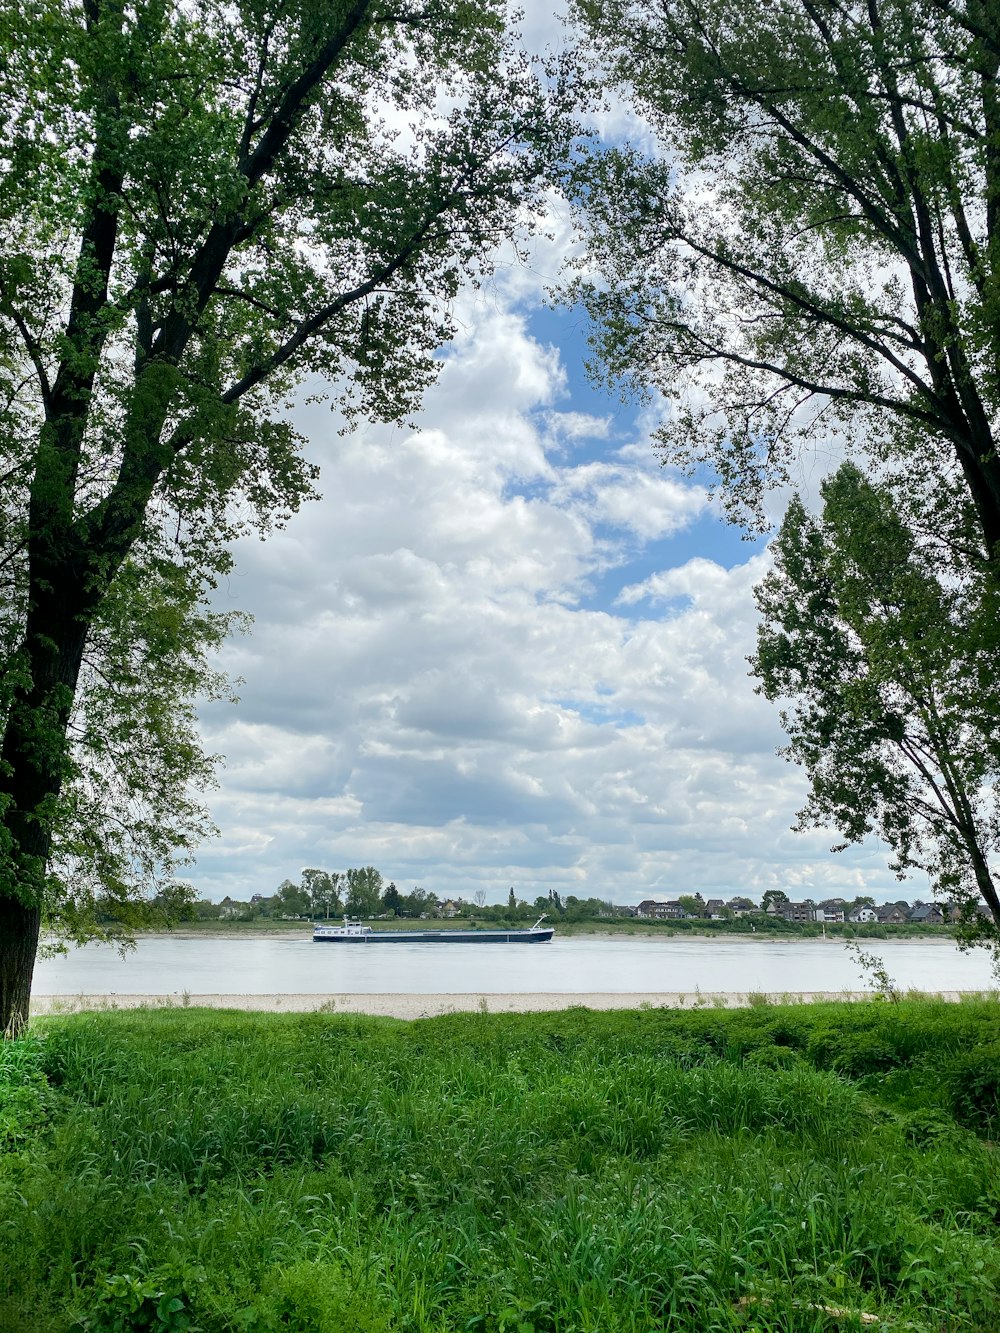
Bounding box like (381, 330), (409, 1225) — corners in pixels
(313, 915), (553, 943)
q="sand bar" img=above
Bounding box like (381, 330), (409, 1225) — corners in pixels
(29, 989), (981, 1019)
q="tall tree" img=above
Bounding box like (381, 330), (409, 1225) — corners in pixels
(381, 880), (402, 915)
(0, 0), (566, 1033)
(751, 463), (1000, 946)
(300, 868), (342, 918)
(275, 878), (311, 918)
(345, 865), (384, 917)
(566, 0), (1000, 562)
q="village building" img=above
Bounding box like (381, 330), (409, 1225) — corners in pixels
(777, 901), (817, 923)
(909, 903), (947, 925)
(848, 906), (877, 923)
(876, 904), (909, 925)
(815, 906), (845, 923)
(726, 896), (757, 916)
(636, 899), (688, 919)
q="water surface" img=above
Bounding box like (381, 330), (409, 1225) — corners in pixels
(31, 934), (997, 995)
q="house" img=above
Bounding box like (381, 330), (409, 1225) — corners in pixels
(704, 898), (727, 919)
(815, 908), (845, 923)
(910, 903), (947, 925)
(726, 896), (757, 916)
(636, 899), (687, 919)
(437, 899), (462, 918)
(778, 901), (817, 923)
(876, 904), (909, 925)
(218, 896), (244, 919)
(848, 906), (877, 923)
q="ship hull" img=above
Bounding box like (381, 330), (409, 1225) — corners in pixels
(313, 928), (554, 944)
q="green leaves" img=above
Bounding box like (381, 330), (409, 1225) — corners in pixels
(751, 462), (1000, 943)
(565, 0), (1000, 553)
(0, 0), (571, 986)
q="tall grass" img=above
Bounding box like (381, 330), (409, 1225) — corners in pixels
(1, 1001), (998, 1331)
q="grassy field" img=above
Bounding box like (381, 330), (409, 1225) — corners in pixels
(1, 1000), (999, 1332)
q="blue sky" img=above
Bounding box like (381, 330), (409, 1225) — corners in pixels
(191, 266), (905, 907)
(186, 7), (912, 908)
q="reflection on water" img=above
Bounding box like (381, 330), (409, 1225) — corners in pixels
(31, 934), (998, 996)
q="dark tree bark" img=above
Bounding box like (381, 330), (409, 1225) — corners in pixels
(0, 899), (41, 1038)
(0, 0), (560, 1035)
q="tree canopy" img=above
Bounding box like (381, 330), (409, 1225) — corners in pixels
(0, 0), (567, 1032)
(566, 0), (1000, 562)
(751, 462), (1000, 948)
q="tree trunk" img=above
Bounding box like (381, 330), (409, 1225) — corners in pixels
(967, 837), (1000, 932)
(0, 896), (41, 1037)
(0, 561), (92, 1036)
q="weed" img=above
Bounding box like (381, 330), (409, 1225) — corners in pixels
(1, 1001), (998, 1332)
(846, 942), (901, 1003)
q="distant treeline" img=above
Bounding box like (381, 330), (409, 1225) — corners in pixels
(185, 876), (619, 924)
(88, 874), (960, 938)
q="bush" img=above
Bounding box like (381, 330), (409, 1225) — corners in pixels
(0, 1033), (52, 1151)
(70, 1271), (199, 1333)
(946, 1040), (1000, 1132)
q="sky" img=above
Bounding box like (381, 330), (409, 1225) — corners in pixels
(189, 7), (915, 908)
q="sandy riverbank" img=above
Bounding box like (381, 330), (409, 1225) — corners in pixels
(28, 989), (980, 1019)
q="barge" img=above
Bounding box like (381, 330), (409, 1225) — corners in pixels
(313, 915), (553, 943)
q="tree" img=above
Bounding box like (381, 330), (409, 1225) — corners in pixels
(751, 463), (1000, 947)
(566, 0), (1000, 565)
(507, 887), (517, 912)
(0, 0), (566, 1032)
(677, 893), (703, 917)
(381, 881), (402, 916)
(275, 879), (311, 918)
(345, 866), (384, 917)
(761, 889), (790, 914)
(301, 869), (342, 919)
(400, 885), (435, 918)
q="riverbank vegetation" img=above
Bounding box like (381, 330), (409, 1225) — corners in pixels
(2, 999), (998, 1331)
(119, 873), (962, 942)
(144, 912), (962, 943)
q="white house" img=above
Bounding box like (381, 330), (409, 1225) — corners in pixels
(848, 906), (877, 923)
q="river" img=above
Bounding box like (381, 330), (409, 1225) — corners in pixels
(30, 933), (998, 997)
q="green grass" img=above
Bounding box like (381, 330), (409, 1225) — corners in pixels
(1, 1000), (998, 1332)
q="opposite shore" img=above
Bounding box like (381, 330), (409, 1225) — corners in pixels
(89, 917), (961, 943)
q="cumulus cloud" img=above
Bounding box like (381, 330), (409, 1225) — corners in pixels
(192, 288), (906, 907)
(185, 10), (908, 907)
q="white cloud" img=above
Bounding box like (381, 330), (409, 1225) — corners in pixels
(194, 294), (905, 905)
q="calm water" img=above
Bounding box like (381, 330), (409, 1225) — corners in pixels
(31, 933), (998, 995)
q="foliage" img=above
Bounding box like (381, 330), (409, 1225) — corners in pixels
(846, 941), (902, 1004)
(751, 462), (1000, 946)
(344, 865), (384, 917)
(761, 889), (789, 913)
(0, 1032), (51, 1151)
(1, 1001), (999, 1331)
(300, 869), (343, 920)
(565, 0), (1000, 563)
(71, 1272), (197, 1333)
(0, 0), (570, 1026)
